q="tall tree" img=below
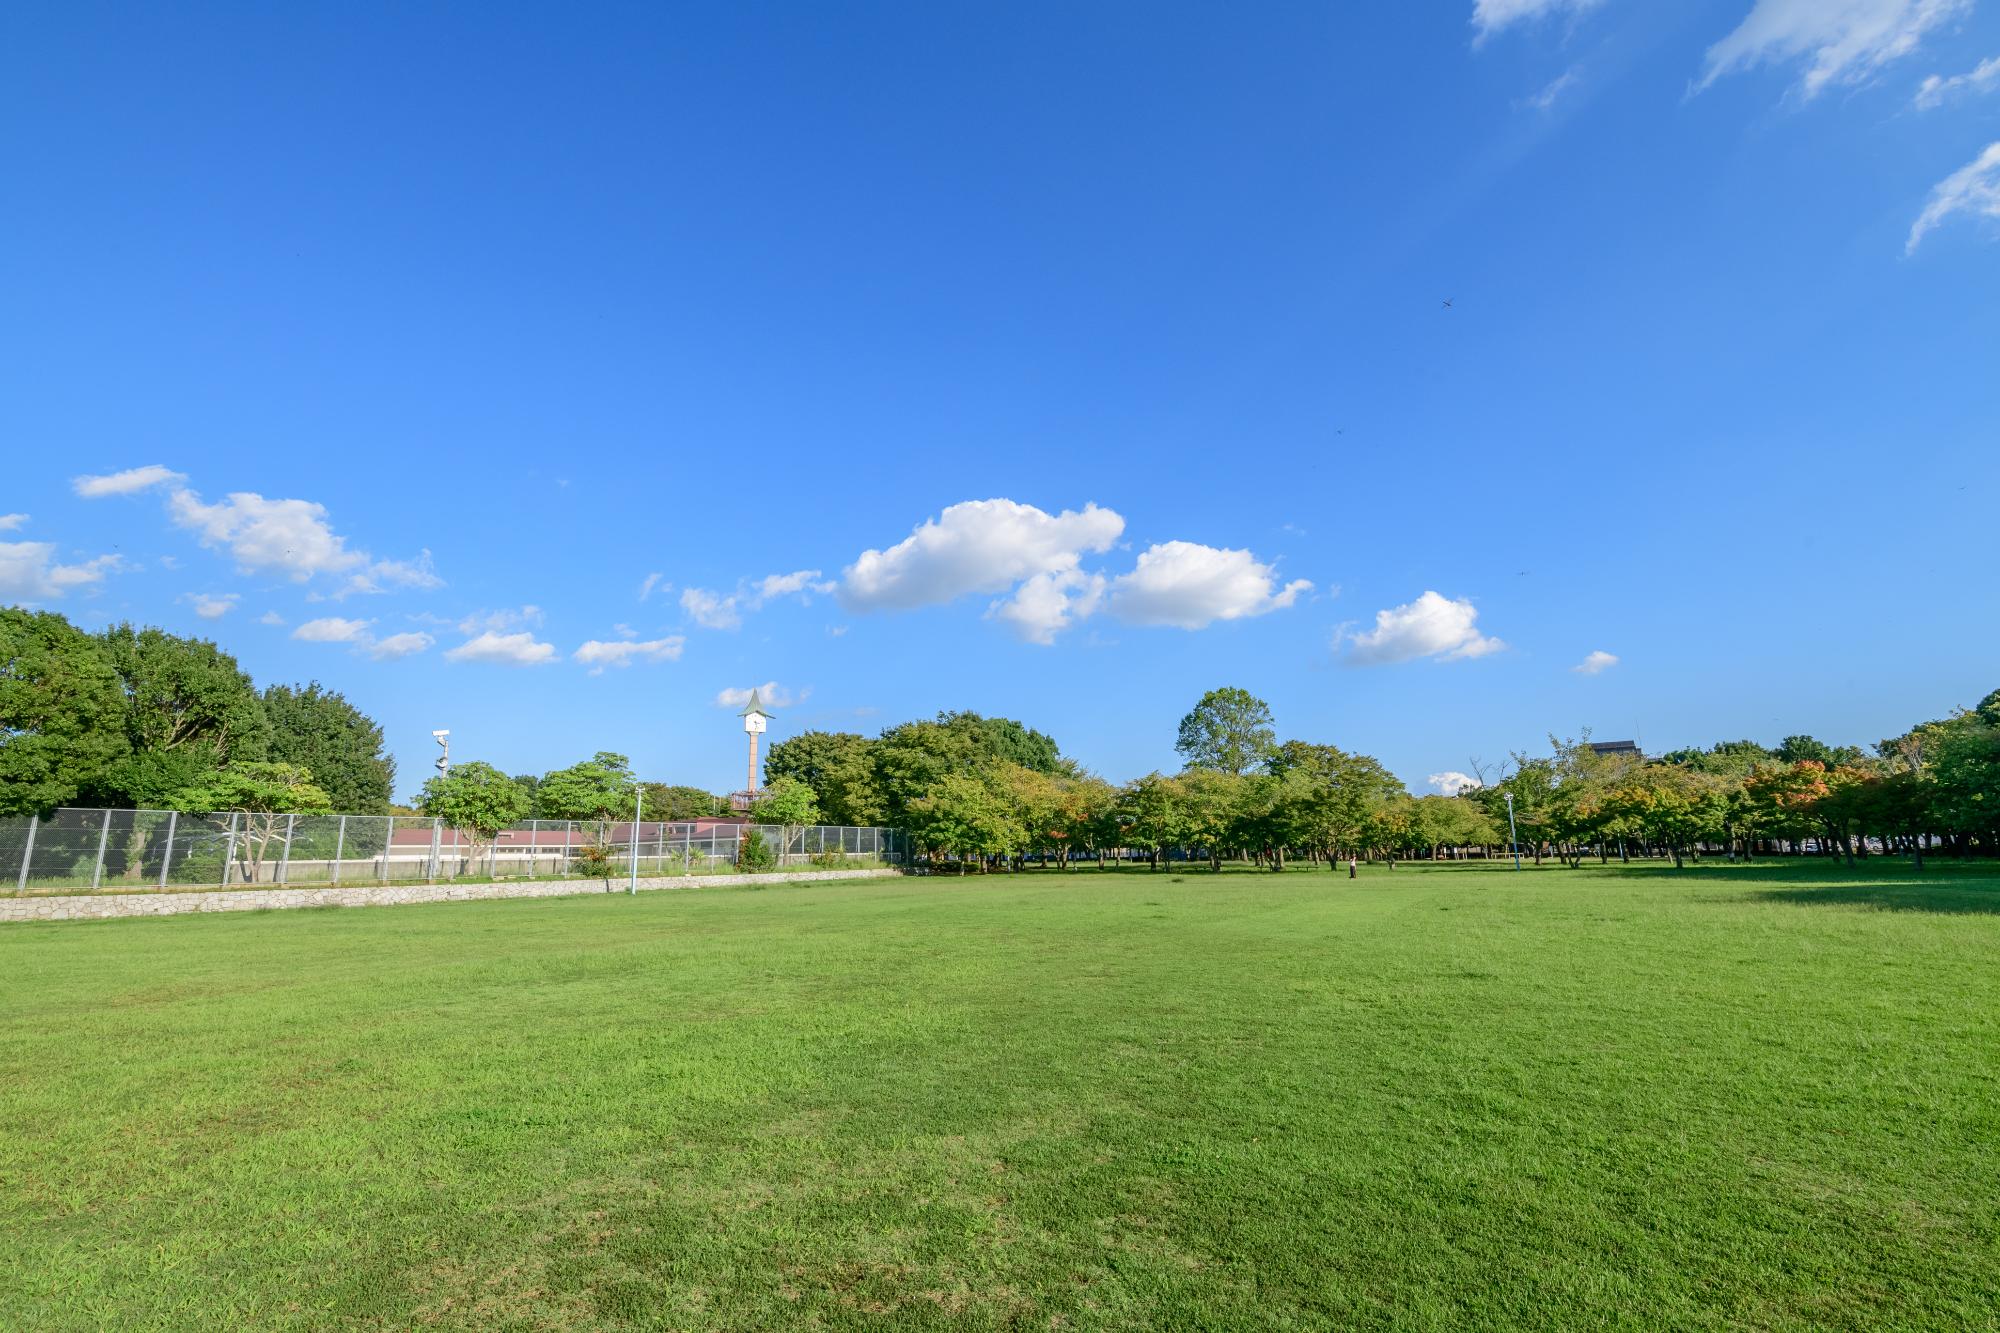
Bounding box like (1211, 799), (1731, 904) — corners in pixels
(1175, 688), (1277, 775)
(262, 682), (394, 814)
(95, 623), (269, 806)
(536, 752), (639, 822)
(764, 730), (883, 824)
(0, 608), (130, 815)
(418, 762), (530, 876)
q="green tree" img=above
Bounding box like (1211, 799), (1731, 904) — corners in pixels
(172, 761), (334, 883)
(261, 682), (394, 814)
(940, 711), (1063, 775)
(95, 623), (269, 806)
(0, 608), (129, 815)
(1175, 687), (1277, 775)
(764, 730), (883, 824)
(418, 762), (531, 876)
(907, 772), (1021, 873)
(640, 782), (725, 821)
(751, 777), (821, 864)
(1117, 772), (1187, 870)
(537, 752), (639, 823)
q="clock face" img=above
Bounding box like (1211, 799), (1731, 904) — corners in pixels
(744, 715), (766, 734)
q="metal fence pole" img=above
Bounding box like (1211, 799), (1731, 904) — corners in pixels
(381, 816), (394, 882)
(683, 823), (692, 874)
(222, 812), (239, 887)
(91, 809), (112, 890)
(427, 818), (441, 882)
(278, 813), (297, 884)
(159, 810), (177, 889)
(16, 814), (36, 893)
(332, 814), (346, 885)
(529, 819), (539, 877)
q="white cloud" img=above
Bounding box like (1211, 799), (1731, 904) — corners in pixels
(1525, 66), (1581, 109)
(259, 611), (286, 626)
(841, 499), (1125, 612)
(1472, 0), (1604, 41)
(573, 636), (685, 674)
(367, 631), (434, 660)
(185, 592), (239, 620)
(714, 681), (802, 709)
(680, 569), (837, 632)
(161, 485), (439, 594)
(637, 571), (668, 602)
(1907, 141), (2000, 253)
(1104, 542), (1311, 632)
(1573, 649), (1620, 675)
(454, 605), (544, 635)
(1700, 0), (1970, 99)
(1346, 591), (1505, 665)
(756, 569), (836, 600)
(292, 616), (374, 644)
(992, 569), (1107, 645)
(0, 542), (122, 603)
(344, 551), (443, 597)
(680, 586), (743, 630)
(1915, 54), (2000, 107)
(72, 464), (186, 498)
(1429, 771), (1483, 796)
(444, 630), (558, 666)
(0, 514), (26, 531)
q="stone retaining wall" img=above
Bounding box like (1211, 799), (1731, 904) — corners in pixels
(0, 868), (901, 924)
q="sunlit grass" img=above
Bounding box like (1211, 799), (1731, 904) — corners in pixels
(2, 860), (1995, 1330)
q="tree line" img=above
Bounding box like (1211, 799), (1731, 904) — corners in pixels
(1482, 694), (2000, 870)
(765, 689), (1505, 873)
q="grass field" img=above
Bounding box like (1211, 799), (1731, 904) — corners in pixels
(2, 860), (1996, 1331)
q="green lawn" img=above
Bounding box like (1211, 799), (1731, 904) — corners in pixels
(2, 861), (1996, 1331)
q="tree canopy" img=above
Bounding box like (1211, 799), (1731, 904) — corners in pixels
(1175, 687), (1277, 775)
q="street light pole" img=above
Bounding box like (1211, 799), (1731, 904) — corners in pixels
(629, 786), (642, 895)
(432, 729), (451, 776)
(1504, 791), (1520, 871)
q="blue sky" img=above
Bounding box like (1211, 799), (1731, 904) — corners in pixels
(4, 0), (1997, 802)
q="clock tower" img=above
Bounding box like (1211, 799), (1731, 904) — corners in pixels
(739, 689), (773, 796)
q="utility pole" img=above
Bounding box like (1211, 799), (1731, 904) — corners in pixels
(1504, 791), (1520, 871)
(629, 786), (642, 895)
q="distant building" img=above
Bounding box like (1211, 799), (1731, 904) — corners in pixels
(1588, 740), (1643, 759)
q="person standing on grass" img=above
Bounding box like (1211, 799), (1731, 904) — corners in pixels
(1348, 855), (1357, 880)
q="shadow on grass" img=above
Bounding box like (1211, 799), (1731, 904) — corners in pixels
(1747, 881), (2000, 916)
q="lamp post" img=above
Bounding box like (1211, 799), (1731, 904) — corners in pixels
(1504, 790), (1520, 871)
(629, 786), (642, 895)
(432, 729), (451, 776)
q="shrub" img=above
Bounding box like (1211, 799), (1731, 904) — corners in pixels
(809, 848), (854, 869)
(570, 840), (617, 879)
(737, 829), (776, 872)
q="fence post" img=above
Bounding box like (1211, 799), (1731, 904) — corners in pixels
(278, 813), (297, 884)
(332, 815), (346, 885)
(16, 814), (36, 894)
(427, 818), (441, 882)
(529, 820), (539, 877)
(159, 810), (177, 889)
(222, 812), (239, 887)
(683, 823), (692, 875)
(380, 816), (393, 882)
(91, 809), (112, 890)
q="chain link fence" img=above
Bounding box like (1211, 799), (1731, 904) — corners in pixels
(0, 809), (906, 896)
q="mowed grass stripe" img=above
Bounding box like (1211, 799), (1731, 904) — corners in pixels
(1, 862), (1996, 1330)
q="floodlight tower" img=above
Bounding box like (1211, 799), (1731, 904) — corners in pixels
(432, 729), (451, 776)
(739, 691), (772, 794)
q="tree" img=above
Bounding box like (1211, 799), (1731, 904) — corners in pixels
(536, 752), (639, 823)
(750, 777), (820, 864)
(418, 762), (530, 877)
(764, 730), (883, 825)
(0, 608), (129, 815)
(95, 623), (269, 806)
(1117, 772), (1187, 870)
(261, 682), (394, 814)
(907, 772), (1021, 873)
(1177, 767), (1247, 871)
(1175, 688), (1277, 775)
(940, 711), (1063, 775)
(171, 761), (334, 883)
(640, 782), (725, 821)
